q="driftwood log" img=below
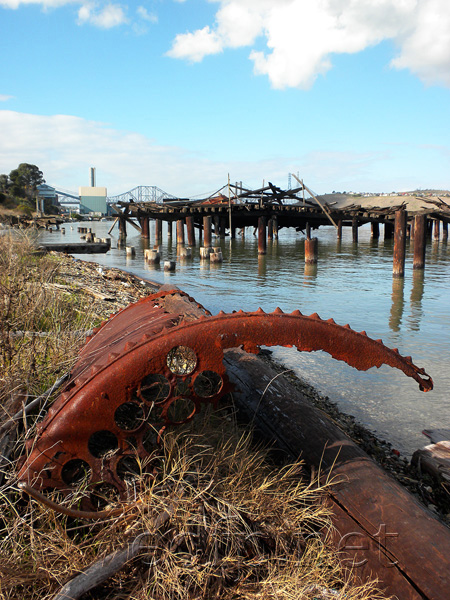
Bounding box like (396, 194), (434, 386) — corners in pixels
(224, 348), (450, 600)
(413, 439), (450, 484)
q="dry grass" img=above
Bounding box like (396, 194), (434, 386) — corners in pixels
(0, 230), (100, 421)
(0, 409), (387, 599)
(0, 230), (388, 599)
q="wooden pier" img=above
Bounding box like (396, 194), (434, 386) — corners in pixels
(110, 181), (450, 273)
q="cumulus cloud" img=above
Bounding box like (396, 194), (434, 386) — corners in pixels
(1, 0), (153, 30)
(168, 0), (450, 89)
(77, 2), (128, 28)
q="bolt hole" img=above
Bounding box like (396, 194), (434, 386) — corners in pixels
(167, 346), (197, 375)
(193, 371), (223, 398)
(88, 430), (118, 459)
(61, 459), (92, 486)
(114, 402), (145, 431)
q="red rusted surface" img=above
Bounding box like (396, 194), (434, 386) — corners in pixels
(17, 290), (432, 506)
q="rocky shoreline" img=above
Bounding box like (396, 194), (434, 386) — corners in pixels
(55, 252), (450, 525)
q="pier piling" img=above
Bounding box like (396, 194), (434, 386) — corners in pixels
(176, 219), (185, 246)
(413, 214), (426, 270)
(155, 219), (162, 243)
(305, 237), (318, 264)
(186, 216), (196, 247)
(393, 209), (407, 277)
(203, 216), (212, 248)
(141, 217), (149, 240)
(352, 217), (358, 243)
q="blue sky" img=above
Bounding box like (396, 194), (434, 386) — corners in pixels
(1, 0), (449, 197)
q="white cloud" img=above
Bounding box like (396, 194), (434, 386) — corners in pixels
(168, 0), (450, 89)
(167, 26), (223, 62)
(1, 0), (150, 30)
(1, 110), (445, 195)
(77, 2), (128, 28)
(136, 5), (157, 23)
(0, 110), (295, 196)
(0, 94), (14, 101)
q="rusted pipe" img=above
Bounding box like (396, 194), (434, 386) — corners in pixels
(268, 218), (273, 241)
(385, 222), (394, 240)
(203, 216), (212, 248)
(155, 219), (162, 242)
(186, 216), (195, 247)
(305, 238), (318, 264)
(393, 209), (407, 277)
(352, 217), (358, 243)
(413, 214), (426, 270)
(141, 217), (149, 240)
(272, 215), (278, 240)
(176, 219), (185, 245)
(434, 220), (440, 240)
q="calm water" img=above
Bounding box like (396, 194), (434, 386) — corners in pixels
(39, 221), (450, 456)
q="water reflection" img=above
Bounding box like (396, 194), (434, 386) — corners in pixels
(389, 277), (405, 332)
(304, 263), (318, 285)
(257, 254), (267, 277)
(36, 220), (450, 456)
(409, 270), (424, 332)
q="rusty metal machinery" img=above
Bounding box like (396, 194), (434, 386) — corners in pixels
(17, 289), (433, 507)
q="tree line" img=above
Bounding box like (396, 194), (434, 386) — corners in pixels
(0, 163), (46, 214)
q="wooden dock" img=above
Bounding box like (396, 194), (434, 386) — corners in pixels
(110, 182), (450, 273)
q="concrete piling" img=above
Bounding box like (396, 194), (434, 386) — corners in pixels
(126, 246), (136, 257)
(179, 247), (192, 259)
(145, 249), (160, 263)
(199, 247), (212, 259)
(164, 260), (176, 272)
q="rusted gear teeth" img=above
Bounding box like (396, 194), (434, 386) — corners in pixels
(17, 292), (433, 508)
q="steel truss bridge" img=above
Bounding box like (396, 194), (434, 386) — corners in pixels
(107, 186), (178, 205)
(107, 180), (313, 208)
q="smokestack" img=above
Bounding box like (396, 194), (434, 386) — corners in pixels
(90, 167), (96, 187)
